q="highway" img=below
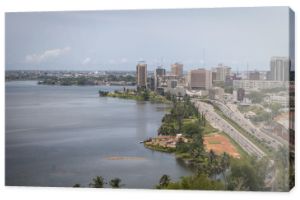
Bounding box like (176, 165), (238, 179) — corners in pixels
(209, 99), (283, 150)
(192, 99), (266, 158)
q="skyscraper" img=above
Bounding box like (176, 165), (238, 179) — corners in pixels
(270, 57), (290, 81)
(216, 64), (231, 82)
(188, 68), (212, 90)
(136, 61), (147, 88)
(154, 66), (166, 91)
(171, 62), (183, 77)
(155, 67), (166, 77)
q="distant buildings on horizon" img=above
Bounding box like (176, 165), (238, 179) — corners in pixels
(135, 56), (292, 96)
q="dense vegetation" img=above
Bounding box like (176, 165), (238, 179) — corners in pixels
(74, 93), (291, 191)
(38, 75), (136, 86)
(73, 176), (124, 188)
(99, 88), (171, 103)
(151, 95), (270, 191)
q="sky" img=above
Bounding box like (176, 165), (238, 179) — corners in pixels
(5, 7), (291, 71)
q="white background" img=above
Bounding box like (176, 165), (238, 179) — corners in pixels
(0, 0), (298, 199)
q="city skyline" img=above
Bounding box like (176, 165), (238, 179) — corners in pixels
(6, 7), (290, 71)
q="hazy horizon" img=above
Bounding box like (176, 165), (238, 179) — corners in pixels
(6, 7), (290, 71)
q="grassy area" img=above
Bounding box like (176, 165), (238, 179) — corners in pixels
(218, 131), (249, 160)
(107, 91), (171, 104)
(144, 143), (175, 153)
(175, 152), (193, 160)
(208, 140), (221, 144)
(202, 121), (218, 135)
(213, 105), (272, 156)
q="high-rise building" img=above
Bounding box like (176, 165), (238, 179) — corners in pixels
(171, 62), (183, 77)
(188, 68), (212, 90)
(216, 64), (231, 81)
(136, 61), (147, 88)
(155, 67), (166, 77)
(154, 66), (166, 91)
(248, 71), (260, 80)
(270, 57), (290, 81)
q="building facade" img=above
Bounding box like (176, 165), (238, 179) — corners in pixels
(270, 57), (290, 81)
(188, 68), (212, 90)
(171, 63), (183, 77)
(154, 67), (166, 91)
(136, 62), (147, 88)
(248, 71), (260, 80)
(233, 80), (289, 91)
(216, 64), (231, 82)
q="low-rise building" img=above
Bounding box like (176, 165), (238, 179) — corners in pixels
(233, 80), (289, 91)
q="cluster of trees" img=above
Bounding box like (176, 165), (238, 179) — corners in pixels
(101, 87), (169, 103)
(38, 74), (136, 86)
(155, 95), (272, 191)
(156, 174), (224, 190)
(158, 95), (201, 136)
(245, 91), (266, 104)
(226, 158), (268, 191)
(73, 176), (123, 188)
(39, 77), (97, 86)
(156, 155), (269, 191)
(106, 74), (135, 82)
(273, 146), (293, 191)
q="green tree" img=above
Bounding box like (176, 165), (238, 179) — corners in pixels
(227, 159), (265, 191)
(160, 174), (224, 190)
(142, 89), (150, 101)
(246, 91), (266, 104)
(89, 176), (105, 188)
(189, 134), (204, 159)
(182, 122), (201, 136)
(109, 178), (123, 188)
(157, 174), (171, 188)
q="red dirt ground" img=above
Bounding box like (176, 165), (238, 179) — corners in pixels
(204, 133), (241, 159)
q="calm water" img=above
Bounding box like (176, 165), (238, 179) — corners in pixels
(5, 81), (191, 188)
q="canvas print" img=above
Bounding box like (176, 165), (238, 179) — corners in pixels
(5, 7), (295, 191)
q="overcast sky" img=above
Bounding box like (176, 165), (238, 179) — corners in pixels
(5, 7), (290, 71)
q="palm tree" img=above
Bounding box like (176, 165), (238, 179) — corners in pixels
(159, 174), (171, 188)
(208, 149), (216, 164)
(220, 152), (230, 187)
(89, 176), (105, 188)
(109, 178), (123, 188)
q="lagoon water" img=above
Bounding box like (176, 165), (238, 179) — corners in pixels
(5, 81), (191, 188)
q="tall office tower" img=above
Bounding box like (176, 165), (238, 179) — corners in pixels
(249, 71), (260, 80)
(216, 64), (231, 81)
(155, 67), (166, 77)
(270, 57), (290, 81)
(171, 62), (183, 77)
(136, 61), (147, 88)
(154, 67), (166, 90)
(188, 68), (212, 90)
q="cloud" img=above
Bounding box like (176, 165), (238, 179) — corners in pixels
(120, 58), (128, 63)
(82, 57), (91, 65)
(25, 47), (71, 63)
(108, 59), (116, 64)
